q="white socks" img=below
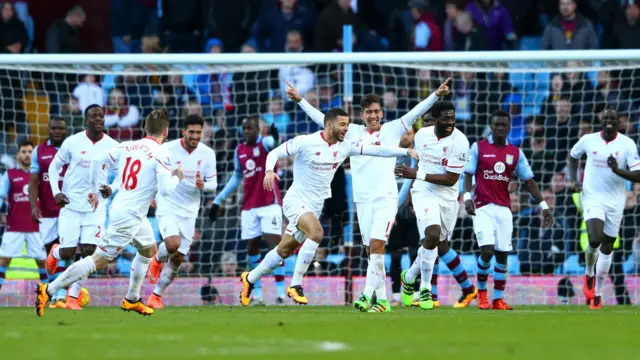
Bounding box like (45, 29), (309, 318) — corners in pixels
(404, 251), (421, 284)
(126, 253), (152, 301)
(68, 278), (86, 298)
(247, 248), (284, 284)
(290, 240), (319, 287)
(153, 260), (180, 296)
(585, 244), (599, 277)
(419, 247), (437, 291)
(48, 256), (96, 295)
(364, 254), (387, 300)
(595, 251), (612, 297)
(155, 242), (170, 262)
(52, 246), (61, 260)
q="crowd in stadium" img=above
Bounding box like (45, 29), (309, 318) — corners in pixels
(1, 0), (640, 305)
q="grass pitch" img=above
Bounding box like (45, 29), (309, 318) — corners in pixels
(1, 306), (639, 360)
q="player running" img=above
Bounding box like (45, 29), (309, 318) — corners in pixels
(145, 114), (217, 309)
(28, 117), (69, 308)
(0, 141), (49, 290)
(45, 105), (119, 310)
(287, 79), (449, 313)
(463, 110), (553, 310)
(394, 101), (469, 310)
(239, 108), (418, 307)
(35, 109), (184, 317)
(568, 108), (640, 309)
(209, 116), (285, 305)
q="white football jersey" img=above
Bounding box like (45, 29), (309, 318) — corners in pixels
(412, 126), (469, 201)
(156, 139), (217, 218)
(267, 131), (409, 209)
(50, 131), (119, 212)
(570, 132), (640, 209)
(92, 137), (181, 218)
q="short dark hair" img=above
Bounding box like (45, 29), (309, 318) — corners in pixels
(324, 108), (349, 124)
(183, 114), (204, 129)
(243, 115), (260, 127)
(430, 101), (455, 118)
(18, 139), (34, 151)
(360, 93), (382, 110)
(491, 110), (511, 121)
(84, 104), (102, 118)
(49, 116), (66, 125)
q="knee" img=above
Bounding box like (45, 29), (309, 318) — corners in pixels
(92, 253), (110, 270)
(480, 245), (495, 261)
(370, 240), (385, 255)
(165, 236), (180, 254)
(494, 249), (508, 263)
(58, 247), (76, 260)
(276, 245), (294, 258)
(600, 242), (614, 255)
(246, 238), (261, 255)
(80, 245), (96, 259)
(437, 241), (449, 257)
(308, 227), (324, 243)
(423, 227), (440, 249)
(170, 252), (185, 266)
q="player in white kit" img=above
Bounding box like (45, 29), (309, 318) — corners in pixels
(35, 109), (184, 317)
(146, 114), (217, 309)
(239, 108), (418, 307)
(568, 108), (640, 309)
(286, 79), (450, 312)
(394, 101), (469, 310)
(45, 105), (119, 310)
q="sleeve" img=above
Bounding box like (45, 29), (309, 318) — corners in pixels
(569, 136), (587, 159)
(0, 172), (9, 200)
(30, 145), (40, 174)
(297, 99), (326, 128)
(90, 146), (122, 193)
(515, 149), (535, 181)
(464, 142), (479, 175)
(261, 136), (276, 151)
(626, 141), (640, 171)
(446, 137), (470, 174)
(398, 157), (417, 205)
(155, 150), (180, 197)
(48, 141), (71, 195)
(202, 150), (217, 192)
(214, 148), (243, 205)
(391, 92), (439, 135)
(413, 22), (431, 50)
(348, 142), (408, 158)
(266, 137), (301, 171)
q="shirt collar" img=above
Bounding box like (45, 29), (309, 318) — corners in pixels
(488, 134), (509, 145)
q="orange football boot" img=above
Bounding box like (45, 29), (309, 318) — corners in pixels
(147, 293), (164, 309)
(491, 298), (514, 310)
(239, 272), (254, 306)
(477, 289), (490, 310)
(121, 298), (154, 316)
(45, 243), (59, 275)
(147, 256), (162, 285)
(583, 275), (595, 302)
(34, 283), (50, 317)
(453, 286), (478, 308)
(590, 296), (602, 310)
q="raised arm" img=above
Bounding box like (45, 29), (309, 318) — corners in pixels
(286, 80), (326, 128)
(214, 148), (243, 205)
(397, 79), (449, 128)
(349, 143), (415, 159)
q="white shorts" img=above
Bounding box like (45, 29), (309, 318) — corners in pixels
(356, 198), (398, 246)
(282, 196), (323, 243)
(58, 208), (106, 249)
(240, 204), (283, 240)
(412, 192), (458, 242)
(95, 211), (156, 261)
(583, 203), (623, 238)
(0, 232), (46, 260)
(157, 213), (196, 255)
(472, 203), (513, 252)
(39, 217), (59, 245)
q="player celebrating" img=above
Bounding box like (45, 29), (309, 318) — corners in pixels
(145, 114), (217, 309)
(45, 105), (119, 310)
(394, 101), (468, 310)
(28, 117), (69, 307)
(35, 109), (184, 317)
(287, 79), (449, 313)
(568, 108), (640, 309)
(0, 141), (48, 290)
(463, 110), (553, 310)
(209, 116), (285, 305)
(239, 108), (418, 308)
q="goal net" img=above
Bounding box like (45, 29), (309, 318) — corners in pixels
(1, 51), (640, 307)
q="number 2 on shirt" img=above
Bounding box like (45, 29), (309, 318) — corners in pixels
(122, 157), (142, 190)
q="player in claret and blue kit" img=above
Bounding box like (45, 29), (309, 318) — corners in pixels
(209, 116), (286, 305)
(463, 110), (553, 310)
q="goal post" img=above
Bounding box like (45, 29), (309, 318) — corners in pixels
(1, 50), (640, 307)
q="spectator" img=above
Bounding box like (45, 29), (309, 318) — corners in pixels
(503, 93), (525, 146)
(541, 0), (597, 50)
(218, 251), (238, 277)
(314, 0), (364, 52)
(111, 0), (159, 53)
(383, 90), (401, 120)
(564, 62), (597, 116)
(541, 73), (570, 117)
(316, 76), (342, 111)
(594, 71), (623, 114)
(60, 95), (84, 133)
(104, 88), (142, 139)
(453, 11), (490, 51)
(409, 0), (443, 51)
(231, 41), (274, 119)
(72, 74), (104, 114)
(466, 0), (516, 50)
(196, 39), (233, 115)
(0, 2), (27, 54)
(443, 0), (466, 51)
(545, 95), (579, 169)
(45, 6), (86, 53)
(251, 0), (316, 52)
(601, 1), (640, 50)
(202, 0), (253, 51)
(262, 96), (291, 137)
(278, 30), (315, 99)
(161, 0), (202, 53)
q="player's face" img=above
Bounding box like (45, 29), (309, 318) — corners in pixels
(332, 115), (350, 142)
(182, 124), (202, 149)
(17, 145), (32, 167)
(435, 110), (456, 137)
(490, 116), (510, 141)
(242, 120), (259, 144)
(360, 102), (383, 131)
(85, 107), (105, 133)
(48, 120), (68, 146)
(601, 110), (619, 133)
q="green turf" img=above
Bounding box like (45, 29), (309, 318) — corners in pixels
(1, 306), (640, 359)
